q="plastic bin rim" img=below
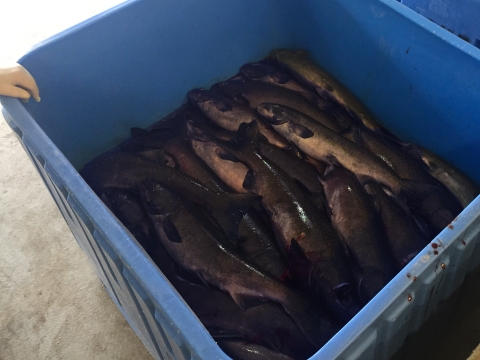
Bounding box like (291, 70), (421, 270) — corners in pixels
(3, 95), (480, 360)
(0, 96), (227, 360)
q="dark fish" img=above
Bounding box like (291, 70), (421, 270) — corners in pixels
(149, 243), (315, 358)
(402, 144), (479, 208)
(188, 88), (289, 149)
(240, 62), (333, 110)
(140, 180), (336, 348)
(187, 122), (290, 281)
(217, 339), (295, 360)
(258, 142), (326, 210)
(212, 78), (344, 132)
(237, 210), (289, 281)
(269, 49), (379, 132)
(364, 182), (429, 268)
(80, 152), (260, 240)
(163, 135), (227, 192)
(258, 103), (404, 196)
(100, 188), (157, 254)
(352, 126), (441, 186)
(189, 126), (250, 194)
(320, 166), (397, 303)
(212, 121), (360, 321)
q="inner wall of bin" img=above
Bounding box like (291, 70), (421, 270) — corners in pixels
(19, 0), (299, 170)
(291, 0), (480, 184)
(19, 0), (480, 185)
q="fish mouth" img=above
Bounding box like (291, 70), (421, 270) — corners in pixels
(257, 103), (289, 125)
(240, 63), (270, 80)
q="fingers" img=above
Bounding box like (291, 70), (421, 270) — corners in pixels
(13, 64), (41, 102)
(1, 84), (31, 100)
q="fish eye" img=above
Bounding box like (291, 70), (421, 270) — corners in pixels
(155, 183), (161, 189)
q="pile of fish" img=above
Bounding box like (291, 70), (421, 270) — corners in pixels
(80, 49), (479, 360)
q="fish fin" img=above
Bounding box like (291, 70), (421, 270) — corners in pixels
(185, 120), (211, 143)
(293, 178), (311, 195)
(412, 212), (431, 240)
(340, 125), (362, 145)
(287, 239), (312, 281)
(290, 123), (314, 139)
(195, 272), (213, 289)
(399, 142), (424, 162)
(231, 93), (250, 106)
(213, 99), (233, 112)
(173, 263), (211, 288)
(231, 121), (261, 153)
(316, 86), (335, 101)
(130, 127), (150, 138)
(325, 155), (343, 168)
(162, 216), (182, 243)
(313, 192), (329, 213)
(242, 169), (256, 191)
(214, 147), (240, 162)
(209, 192), (261, 240)
(229, 292), (268, 310)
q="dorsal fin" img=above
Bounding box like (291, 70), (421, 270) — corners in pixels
(231, 120), (260, 153)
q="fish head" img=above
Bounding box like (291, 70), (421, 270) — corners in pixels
(240, 63), (292, 85)
(257, 103), (291, 125)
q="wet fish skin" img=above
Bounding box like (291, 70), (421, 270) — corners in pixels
(269, 49), (379, 131)
(100, 188), (157, 254)
(149, 242), (315, 358)
(403, 145), (479, 208)
(187, 122), (292, 281)
(188, 88), (289, 149)
(212, 78), (344, 132)
(217, 339), (296, 360)
(80, 151), (260, 240)
(258, 142), (327, 211)
(240, 62), (333, 110)
(320, 166), (397, 303)
(188, 125), (250, 194)
(364, 182), (429, 268)
(213, 121), (361, 321)
(237, 210), (290, 281)
(354, 126), (441, 186)
(257, 103), (404, 196)
(140, 180), (336, 348)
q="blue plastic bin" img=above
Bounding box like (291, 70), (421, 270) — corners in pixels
(400, 0), (480, 49)
(2, 0), (480, 359)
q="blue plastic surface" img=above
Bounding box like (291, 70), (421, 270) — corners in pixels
(400, 0), (480, 48)
(2, 0), (480, 359)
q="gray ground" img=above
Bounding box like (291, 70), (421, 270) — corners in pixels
(0, 1), (151, 359)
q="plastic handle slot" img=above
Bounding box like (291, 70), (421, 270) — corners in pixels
(123, 267), (174, 360)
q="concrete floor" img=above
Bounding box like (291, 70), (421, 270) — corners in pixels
(1, 1), (480, 360)
(0, 1), (151, 359)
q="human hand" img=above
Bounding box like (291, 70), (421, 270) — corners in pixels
(0, 64), (40, 102)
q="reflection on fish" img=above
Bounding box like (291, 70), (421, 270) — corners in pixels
(213, 78), (344, 132)
(320, 166), (396, 303)
(217, 339), (296, 360)
(269, 49), (378, 132)
(213, 121), (361, 321)
(141, 180), (337, 348)
(364, 182), (429, 268)
(258, 103), (404, 196)
(188, 88), (289, 149)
